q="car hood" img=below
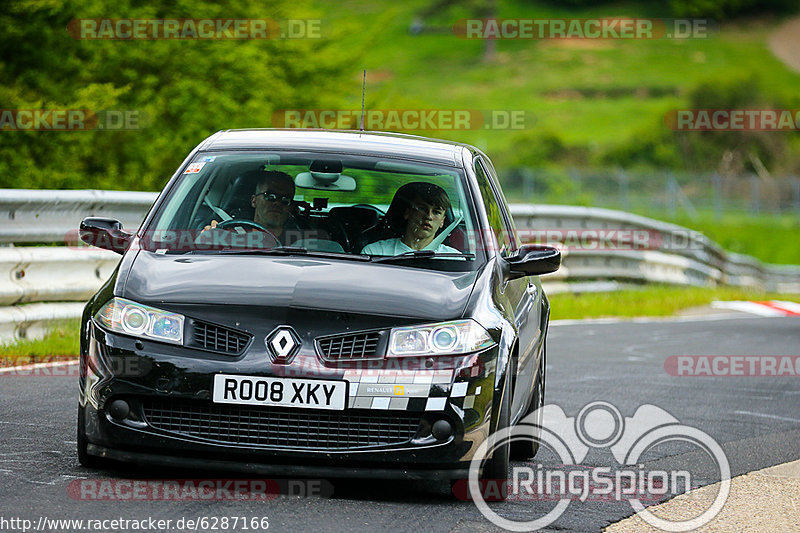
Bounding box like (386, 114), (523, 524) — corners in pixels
(121, 251), (478, 321)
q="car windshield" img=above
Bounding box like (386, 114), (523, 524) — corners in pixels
(143, 151), (486, 271)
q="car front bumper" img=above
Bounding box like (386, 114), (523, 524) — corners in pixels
(80, 322), (501, 477)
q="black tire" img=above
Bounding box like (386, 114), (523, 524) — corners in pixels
(77, 405), (104, 468)
(478, 364), (512, 501)
(510, 341), (546, 460)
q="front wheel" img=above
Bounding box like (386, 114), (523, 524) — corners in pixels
(510, 341), (546, 460)
(479, 365), (512, 501)
(77, 405), (109, 468)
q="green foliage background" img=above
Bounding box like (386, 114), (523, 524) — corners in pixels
(1, 0), (799, 193)
(0, 0), (357, 191)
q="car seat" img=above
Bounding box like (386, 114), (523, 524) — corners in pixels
(327, 205), (382, 253)
(220, 170), (262, 220)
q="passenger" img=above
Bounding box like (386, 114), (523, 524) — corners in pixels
(361, 182), (460, 255)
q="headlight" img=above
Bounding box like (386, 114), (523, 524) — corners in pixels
(388, 319), (495, 357)
(95, 297), (184, 344)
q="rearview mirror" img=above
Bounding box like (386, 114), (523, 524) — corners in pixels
(295, 159), (357, 191)
(504, 244), (561, 280)
(79, 217), (132, 254)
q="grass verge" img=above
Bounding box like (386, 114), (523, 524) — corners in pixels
(669, 213), (800, 265)
(320, 0), (800, 167)
(0, 319), (80, 367)
(0, 288), (797, 365)
(549, 285), (800, 320)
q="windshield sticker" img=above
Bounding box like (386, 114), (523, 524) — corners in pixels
(200, 156), (216, 162)
(184, 162), (206, 173)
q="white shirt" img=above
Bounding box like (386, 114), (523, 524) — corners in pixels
(361, 238), (460, 256)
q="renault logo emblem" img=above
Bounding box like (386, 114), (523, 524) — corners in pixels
(265, 326), (301, 364)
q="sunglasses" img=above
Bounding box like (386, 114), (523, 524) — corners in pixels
(255, 191), (293, 206)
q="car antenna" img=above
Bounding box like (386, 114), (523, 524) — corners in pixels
(360, 69), (366, 131)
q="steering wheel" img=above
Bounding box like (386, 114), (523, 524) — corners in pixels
(215, 219), (281, 245)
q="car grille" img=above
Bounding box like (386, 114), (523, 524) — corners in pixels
(142, 400), (421, 449)
(189, 321), (250, 355)
(317, 331), (383, 361)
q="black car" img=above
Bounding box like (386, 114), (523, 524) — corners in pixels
(77, 129), (560, 495)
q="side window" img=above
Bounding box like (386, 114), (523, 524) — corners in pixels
(481, 157), (520, 251)
(474, 159), (513, 257)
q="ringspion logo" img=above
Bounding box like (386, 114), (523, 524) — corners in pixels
(468, 401), (730, 531)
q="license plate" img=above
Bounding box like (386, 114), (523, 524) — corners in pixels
(212, 374), (347, 410)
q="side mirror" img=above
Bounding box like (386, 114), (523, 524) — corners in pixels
(504, 244), (561, 280)
(79, 217), (132, 254)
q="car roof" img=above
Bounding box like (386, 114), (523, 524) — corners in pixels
(197, 129), (476, 167)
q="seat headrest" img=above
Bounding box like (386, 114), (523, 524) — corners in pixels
(328, 206), (380, 230)
(220, 170), (265, 214)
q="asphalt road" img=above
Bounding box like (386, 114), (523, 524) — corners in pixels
(1, 315), (798, 532)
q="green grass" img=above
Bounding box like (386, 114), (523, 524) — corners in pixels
(316, 0), (800, 163)
(669, 212), (800, 265)
(316, 1), (800, 269)
(0, 319), (80, 366)
(0, 286), (797, 363)
(549, 285), (800, 320)
(315, 0), (800, 268)
(591, 208), (800, 266)
(615, 209), (800, 265)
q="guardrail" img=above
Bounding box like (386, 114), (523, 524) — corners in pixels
(510, 204), (800, 294)
(0, 190), (797, 341)
(0, 189), (157, 244)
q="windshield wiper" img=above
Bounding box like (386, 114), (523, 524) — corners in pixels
(210, 247), (372, 261)
(371, 250), (474, 263)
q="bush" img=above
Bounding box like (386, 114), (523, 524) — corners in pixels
(670, 0), (798, 19)
(0, 0), (358, 191)
(602, 76), (800, 174)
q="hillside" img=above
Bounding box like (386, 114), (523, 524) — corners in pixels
(316, 0), (800, 173)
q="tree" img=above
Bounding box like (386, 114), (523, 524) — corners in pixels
(0, 0), (358, 190)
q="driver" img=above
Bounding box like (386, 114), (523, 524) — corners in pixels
(204, 170), (299, 243)
(361, 182), (460, 255)
(249, 170), (296, 240)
